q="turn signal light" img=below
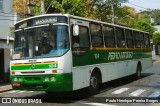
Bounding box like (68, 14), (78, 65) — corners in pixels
(52, 70), (57, 74)
(12, 71), (15, 75)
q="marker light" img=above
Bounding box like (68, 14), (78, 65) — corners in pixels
(52, 70), (57, 74)
(12, 71), (15, 75)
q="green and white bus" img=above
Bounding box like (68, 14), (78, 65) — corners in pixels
(10, 14), (152, 94)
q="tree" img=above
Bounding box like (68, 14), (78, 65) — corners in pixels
(115, 6), (136, 26)
(137, 12), (150, 24)
(43, 0), (85, 16)
(13, 0), (39, 18)
(153, 32), (160, 45)
(151, 9), (160, 25)
(131, 21), (156, 36)
(84, 0), (128, 22)
(13, 0), (28, 18)
(14, 0), (129, 21)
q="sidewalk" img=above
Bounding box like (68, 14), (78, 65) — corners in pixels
(152, 53), (160, 63)
(0, 84), (12, 93)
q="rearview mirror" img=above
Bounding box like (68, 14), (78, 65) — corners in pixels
(36, 46), (38, 51)
(73, 25), (79, 36)
(6, 30), (15, 45)
(7, 36), (9, 45)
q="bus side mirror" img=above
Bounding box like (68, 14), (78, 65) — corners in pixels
(7, 36), (9, 45)
(36, 46), (39, 51)
(73, 25), (79, 36)
(7, 29), (15, 45)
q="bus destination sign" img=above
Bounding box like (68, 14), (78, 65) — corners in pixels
(33, 17), (58, 25)
(16, 16), (68, 29)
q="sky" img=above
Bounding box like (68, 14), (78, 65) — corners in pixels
(122, 0), (160, 12)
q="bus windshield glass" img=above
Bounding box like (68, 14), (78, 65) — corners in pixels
(13, 25), (69, 59)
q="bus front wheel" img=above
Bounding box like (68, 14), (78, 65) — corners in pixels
(89, 72), (100, 94)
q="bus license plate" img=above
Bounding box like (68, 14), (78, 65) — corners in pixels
(12, 82), (20, 87)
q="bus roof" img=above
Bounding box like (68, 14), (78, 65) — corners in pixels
(16, 14), (149, 34)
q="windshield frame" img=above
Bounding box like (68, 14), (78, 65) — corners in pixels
(12, 24), (70, 60)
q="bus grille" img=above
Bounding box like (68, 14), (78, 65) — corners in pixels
(22, 84), (48, 89)
(21, 71), (45, 74)
(24, 77), (41, 81)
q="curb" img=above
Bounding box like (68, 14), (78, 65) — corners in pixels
(0, 85), (13, 93)
(153, 59), (160, 64)
(0, 88), (13, 93)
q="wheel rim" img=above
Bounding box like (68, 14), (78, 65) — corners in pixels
(90, 76), (98, 88)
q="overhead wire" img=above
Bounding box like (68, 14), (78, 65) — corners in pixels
(127, 1), (150, 10)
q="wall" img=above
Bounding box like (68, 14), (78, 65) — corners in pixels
(3, 0), (13, 14)
(0, 0), (19, 83)
(4, 49), (10, 82)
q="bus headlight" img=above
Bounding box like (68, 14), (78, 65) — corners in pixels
(14, 78), (18, 81)
(44, 77), (49, 82)
(18, 78), (23, 82)
(50, 77), (55, 81)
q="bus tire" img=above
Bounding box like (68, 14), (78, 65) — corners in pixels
(88, 72), (100, 95)
(135, 63), (142, 79)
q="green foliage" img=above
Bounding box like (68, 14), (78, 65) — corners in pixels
(89, 0), (128, 22)
(153, 32), (160, 45)
(137, 12), (150, 24)
(131, 21), (156, 36)
(151, 10), (160, 25)
(44, 0), (85, 16)
(30, 0), (129, 21)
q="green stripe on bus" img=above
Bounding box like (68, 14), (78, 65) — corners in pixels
(11, 63), (58, 70)
(73, 50), (151, 67)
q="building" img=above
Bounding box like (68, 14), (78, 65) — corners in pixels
(0, 0), (19, 83)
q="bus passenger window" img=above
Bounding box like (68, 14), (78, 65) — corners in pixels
(144, 34), (150, 48)
(115, 27), (125, 48)
(125, 30), (134, 48)
(134, 31), (141, 48)
(140, 33), (145, 48)
(103, 26), (115, 47)
(90, 23), (103, 47)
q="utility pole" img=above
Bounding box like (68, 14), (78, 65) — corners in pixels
(26, 0), (35, 17)
(27, 0), (31, 15)
(41, 0), (45, 14)
(111, 0), (115, 24)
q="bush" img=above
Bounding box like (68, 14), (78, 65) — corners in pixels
(153, 32), (160, 45)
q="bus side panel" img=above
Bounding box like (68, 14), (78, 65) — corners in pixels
(140, 58), (152, 72)
(100, 60), (136, 83)
(126, 60), (138, 75)
(72, 67), (90, 90)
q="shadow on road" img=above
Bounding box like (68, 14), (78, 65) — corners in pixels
(99, 73), (154, 93)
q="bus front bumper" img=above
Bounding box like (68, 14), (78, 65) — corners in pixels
(10, 73), (72, 92)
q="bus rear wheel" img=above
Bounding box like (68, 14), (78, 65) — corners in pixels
(89, 72), (100, 94)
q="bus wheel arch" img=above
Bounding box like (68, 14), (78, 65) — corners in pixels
(89, 67), (102, 94)
(135, 61), (142, 79)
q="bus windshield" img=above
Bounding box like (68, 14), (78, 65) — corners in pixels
(13, 25), (69, 60)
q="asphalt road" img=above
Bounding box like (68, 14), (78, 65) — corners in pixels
(1, 60), (160, 106)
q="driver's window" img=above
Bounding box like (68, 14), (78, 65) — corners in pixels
(72, 26), (89, 48)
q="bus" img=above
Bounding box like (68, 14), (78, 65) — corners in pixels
(10, 14), (152, 94)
